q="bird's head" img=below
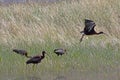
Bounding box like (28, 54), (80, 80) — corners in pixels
(98, 32), (108, 36)
(41, 50), (51, 58)
(99, 31), (107, 35)
(42, 51), (47, 54)
(99, 31), (104, 34)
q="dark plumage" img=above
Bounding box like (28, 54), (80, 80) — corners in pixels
(13, 49), (32, 58)
(54, 48), (66, 56)
(80, 19), (105, 42)
(26, 51), (46, 65)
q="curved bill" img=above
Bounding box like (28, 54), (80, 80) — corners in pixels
(103, 32), (108, 36)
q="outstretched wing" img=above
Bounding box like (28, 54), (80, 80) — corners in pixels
(84, 19), (96, 33)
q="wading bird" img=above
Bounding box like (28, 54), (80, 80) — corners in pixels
(13, 49), (32, 58)
(26, 51), (47, 66)
(80, 19), (105, 42)
(54, 48), (67, 56)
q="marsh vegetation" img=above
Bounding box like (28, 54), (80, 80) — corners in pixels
(0, 0), (120, 80)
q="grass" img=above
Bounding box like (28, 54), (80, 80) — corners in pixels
(0, 0), (120, 80)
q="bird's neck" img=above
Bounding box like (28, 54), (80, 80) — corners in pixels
(41, 53), (45, 59)
(96, 32), (103, 35)
(26, 55), (32, 58)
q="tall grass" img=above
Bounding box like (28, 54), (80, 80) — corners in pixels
(0, 0), (119, 46)
(0, 0), (120, 79)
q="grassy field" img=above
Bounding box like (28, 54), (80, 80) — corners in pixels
(0, 0), (120, 80)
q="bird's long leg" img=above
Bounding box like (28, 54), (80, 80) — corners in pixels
(104, 33), (109, 36)
(80, 34), (85, 42)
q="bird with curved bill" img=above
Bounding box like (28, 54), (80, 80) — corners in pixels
(80, 19), (106, 42)
(13, 49), (32, 58)
(26, 51), (47, 68)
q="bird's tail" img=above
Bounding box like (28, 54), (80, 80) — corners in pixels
(13, 49), (19, 53)
(26, 61), (31, 64)
(80, 31), (84, 33)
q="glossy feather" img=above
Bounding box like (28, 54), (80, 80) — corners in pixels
(54, 48), (66, 56)
(26, 51), (46, 64)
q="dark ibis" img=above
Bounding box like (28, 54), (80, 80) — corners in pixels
(13, 49), (32, 58)
(54, 48), (67, 56)
(26, 51), (46, 65)
(80, 19), (105, 42)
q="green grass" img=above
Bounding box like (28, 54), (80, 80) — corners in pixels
(0, 40), (120, 79)
(0, 0), (120, 80)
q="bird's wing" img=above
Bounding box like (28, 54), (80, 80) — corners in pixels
(27, 56), (41, 62)
(84, 19), (96, 33)
(13, 49), (27, 54)
(54, 49), (64, 53)
(54, 49), (59, 52)
(19, 50), (27, 54)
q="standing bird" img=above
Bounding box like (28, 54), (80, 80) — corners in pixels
(13, 49), (32, 58)
(54, 48), (67, 56)
(26, 51), (47, 66)
(80, 19), (105, 42)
